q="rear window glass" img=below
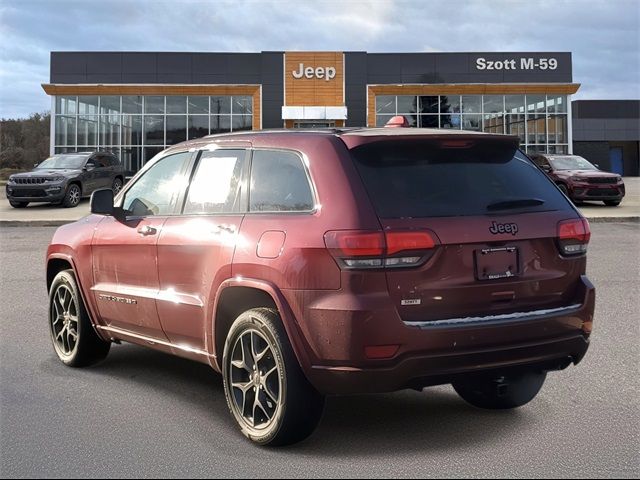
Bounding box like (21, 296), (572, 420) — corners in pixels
(250, 150), (314, 212)
(350, 140), (571, 218)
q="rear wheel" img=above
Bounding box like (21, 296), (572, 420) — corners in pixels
(453, 370), (546, 410)
(49, 270), (110, 367)
(62, 184), (82, 208)
(604, 200), (621, 206)
(9, 200), (28, 208)
(222, 308), (325, 446)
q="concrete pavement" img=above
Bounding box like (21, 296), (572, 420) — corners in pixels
(0, 178), (638, 226)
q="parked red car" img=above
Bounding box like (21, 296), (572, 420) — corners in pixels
(530, 153), (625, 206)
(46, 128), (595, 446)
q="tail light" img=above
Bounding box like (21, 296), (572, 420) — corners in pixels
(557, 218), (591, 256)
(324, 230), (438, 269)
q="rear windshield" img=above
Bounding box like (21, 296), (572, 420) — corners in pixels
(350, 140), (571, 218)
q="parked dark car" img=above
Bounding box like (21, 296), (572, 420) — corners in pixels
(530, 153), (625, 206)
(6, 151), (124, 208)
(46, 129), (594, 446)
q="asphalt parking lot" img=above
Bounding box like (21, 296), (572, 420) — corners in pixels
(0, 223), (639, 478)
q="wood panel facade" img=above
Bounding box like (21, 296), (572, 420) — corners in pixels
(284, 52), (344, 107)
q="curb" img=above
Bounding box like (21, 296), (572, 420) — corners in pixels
(584, 216), (639, 223)
(1, 220), (78, 227)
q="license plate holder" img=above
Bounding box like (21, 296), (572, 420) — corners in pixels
(475, 247), (520, 281)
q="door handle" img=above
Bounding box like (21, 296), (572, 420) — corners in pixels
(215, 224), (236, 234)
(137, 225), (157, 236)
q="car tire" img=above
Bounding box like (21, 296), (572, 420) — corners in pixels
(604, 200), (621, 206)
(49, 269), (110, 367)
(112, 177), (123, 195)
(222, 308), (325, 446)
(452, 370), (546, 410)
(9, 200), (28, 208)
(62, 184), (82, 208)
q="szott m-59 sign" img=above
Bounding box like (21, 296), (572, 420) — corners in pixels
(475, 57), (559, 71)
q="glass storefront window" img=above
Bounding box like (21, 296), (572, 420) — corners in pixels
(505, 114), (526, 143)
(504, 95), (525, 114)
(78, 116), (98, 146)
(166, 96), (187, 114)
(99, 115), (120, 146)
(144, 147), (164, 164)
(56, 96), (77, 115)
(166, 115), (187, 145)
(547, 96), (567, 114)
(122, 115), (143, 146)
(145, 96), (164, 114)
(461, 96), (481, 114)
(461, 114), (482, 131)
(375, 96), (396, 114)
(419, 96), (439, 114)
(55, 116), (76, 146)
(232, 96), (253, 114)
(440, 95), (460, 114)
(527, 95), (546, 114)
(122, 96), (143, 114)
(375, 114), (394, 127)
(188, 115), (209, 139)
(232, 115), (253, 131)
(211, 115), (231, 134)
(397, 96), (417, 114)
(144, 115), (164, 145)
(188, 96), (209, 114)
(211, 96), (232, 114)
(483, 95), (504, 114)
(78, 96), (99, 116)
(100, 96), (120, 114)
(419, 115), (439, 128)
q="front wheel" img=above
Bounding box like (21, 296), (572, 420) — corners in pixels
(604, 200), (621, 206)
(62, 184), (82, 208)
(453, 370), (546, 410)
(112, 177), (123, 195)
(222, 308), (325, 446)
(49, 270), (110, 367)
(557, 183), (569, 197)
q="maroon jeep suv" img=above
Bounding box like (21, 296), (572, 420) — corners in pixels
(46, 128), (595, 446)
(531, 153), (625, 206)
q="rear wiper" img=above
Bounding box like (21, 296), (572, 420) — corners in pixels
(486, 198), (545, 211)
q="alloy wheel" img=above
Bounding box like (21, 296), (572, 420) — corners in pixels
(113, 179), (123, 194)
(50, 284), (79, 356)
(68, 185), (81, 206)
(228, 329), (282, 430)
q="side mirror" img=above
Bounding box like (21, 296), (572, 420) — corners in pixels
(84, 162), (96, 171)
(34, 163), (39, 168)
(90, 189), (114, 215)
(594, 164), (600, 169)
(542, 165), (552, 172)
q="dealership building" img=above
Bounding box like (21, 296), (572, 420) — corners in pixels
(43, 51), (638, 176)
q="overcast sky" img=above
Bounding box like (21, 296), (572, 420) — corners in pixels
(0, 0), (638, 119)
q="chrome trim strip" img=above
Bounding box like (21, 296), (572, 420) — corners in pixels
(96, 325), (213, 358)
(91, 283), (203, 308)
(404, 304), (583, 329)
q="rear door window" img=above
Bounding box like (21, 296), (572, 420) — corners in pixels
(350, 140), (571, 218)
(249, 150), (314, 212)
(183, 149), (248, 214)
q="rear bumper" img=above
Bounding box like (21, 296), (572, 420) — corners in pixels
(294, 276), (595, 395)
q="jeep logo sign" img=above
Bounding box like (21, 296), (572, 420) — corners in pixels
(489, 221), (519, 236)
(292, 63), (336, 81)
